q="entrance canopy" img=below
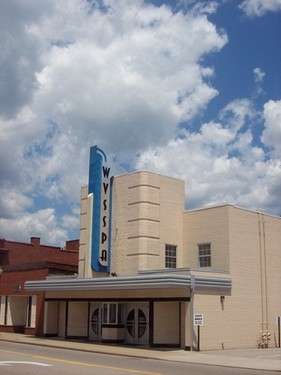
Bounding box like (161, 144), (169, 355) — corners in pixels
(25, 272), (231, 294)
(24, 271), (231, 349)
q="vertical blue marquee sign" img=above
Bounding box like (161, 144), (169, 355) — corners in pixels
(88, 146), (112, 272)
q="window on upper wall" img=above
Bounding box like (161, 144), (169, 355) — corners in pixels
(165, 244), (177, 268)
(198, 243), (211, 268)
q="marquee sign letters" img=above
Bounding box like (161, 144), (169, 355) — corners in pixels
(88, 146), (112, 272)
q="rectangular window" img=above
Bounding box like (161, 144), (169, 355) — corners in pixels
(0, 296), (6, 325)
(103, 303), (108, 323)
(118, 304), (123, 324)
(165, 244), (177, 268)
(102, 303), (123, 325)
(4, 296), (8, 325)
(198, 243), (211, 268)
(26, 296), (32, 327)
(109, 303), (116, 323)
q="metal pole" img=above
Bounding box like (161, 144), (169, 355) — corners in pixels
(278, 316), (281, 348)
(190, 276), (195, 351)
(197, 325), (200, 351)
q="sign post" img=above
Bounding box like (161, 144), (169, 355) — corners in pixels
(277, 316), (281, 348)
(194, 314), (204, 351)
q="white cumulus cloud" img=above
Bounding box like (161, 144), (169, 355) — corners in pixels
(0, 0), (228, 241)
(262, 99), (281, 156)
(0, 208), (68, 245)
(239, 0), (281, 17)
(135, 97), (281, 215)
(0, 0), (280, 245)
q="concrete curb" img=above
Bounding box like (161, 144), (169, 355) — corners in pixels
(1, 333), (281, 372)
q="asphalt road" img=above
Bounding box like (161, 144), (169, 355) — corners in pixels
(0, 341), (278, 375)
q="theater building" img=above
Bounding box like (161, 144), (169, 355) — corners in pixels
(25, 146), (281, 350)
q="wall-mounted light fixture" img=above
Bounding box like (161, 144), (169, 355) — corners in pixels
(220, 295), (225, 310)
(13, 283), (21, 292)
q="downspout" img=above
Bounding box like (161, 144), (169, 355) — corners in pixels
(257, 210), (271, 348)
(262, 213), (269, 331)
(258, 211), (264, 330)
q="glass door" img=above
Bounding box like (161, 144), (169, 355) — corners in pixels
(125, 303), (149, 345)
(89, 303), (102, 341)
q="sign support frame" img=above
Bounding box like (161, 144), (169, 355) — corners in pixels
(194, 313), (203, 352)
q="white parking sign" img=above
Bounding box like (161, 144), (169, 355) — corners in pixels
(194, 313), (204, 326)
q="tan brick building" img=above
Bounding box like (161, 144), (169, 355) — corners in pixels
(25, 147), (281, 350)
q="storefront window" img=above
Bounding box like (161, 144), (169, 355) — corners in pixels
(109, 303), (116, 323)
(118, 304), (123, 324)
(26, 296), (32, 327)
(102, 303), (123, 324)
(103, 303), (108, 323)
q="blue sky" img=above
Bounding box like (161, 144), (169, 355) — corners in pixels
(0, 0), (280, 245)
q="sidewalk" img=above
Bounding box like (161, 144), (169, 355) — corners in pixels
(0, 332), (281, 372)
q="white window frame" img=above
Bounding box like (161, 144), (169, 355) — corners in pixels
(198, 243), (211, 268)
(165, 244), (177, 268)
(102, 303), (123, 325)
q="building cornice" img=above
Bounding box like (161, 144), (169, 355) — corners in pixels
(2, 262), (78, 273)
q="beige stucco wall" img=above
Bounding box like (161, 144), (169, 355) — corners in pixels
(183, 205), (230, 270)
(76, 168), (281, 350)
(102, 327), (125, 341)
(185, 205), (281, 350)
(153, 302), (180, 345)
(44, 301), (59, 335)
(227, 207), (281, 349)
(79, 172), (184, 277)
(109, 171), (184, 276)
(67, 301), (88, 337)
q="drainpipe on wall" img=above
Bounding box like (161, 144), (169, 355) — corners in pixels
(257, 210), (270, 348)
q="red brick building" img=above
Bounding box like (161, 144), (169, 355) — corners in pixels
(0, 237), (78, 336)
